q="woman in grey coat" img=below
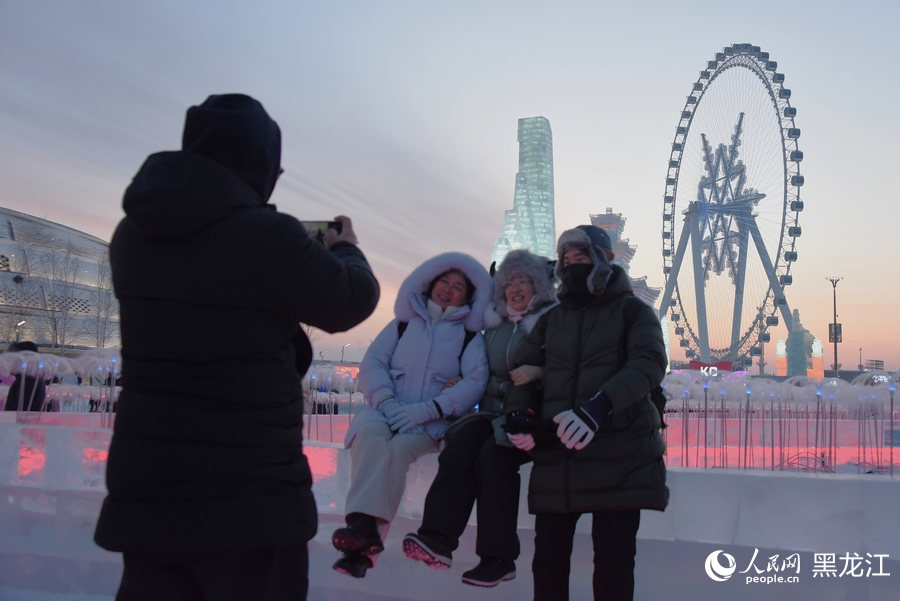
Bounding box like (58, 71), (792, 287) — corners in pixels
(403, 250), (556, 587)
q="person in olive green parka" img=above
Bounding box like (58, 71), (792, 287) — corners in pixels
(504, 224), (668, 601)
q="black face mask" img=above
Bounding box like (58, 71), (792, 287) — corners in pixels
(563, 263), (594, 306)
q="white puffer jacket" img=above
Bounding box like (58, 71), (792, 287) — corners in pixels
(345, 252), (492, 446)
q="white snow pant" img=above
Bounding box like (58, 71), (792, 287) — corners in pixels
(345, 420), (439, 549)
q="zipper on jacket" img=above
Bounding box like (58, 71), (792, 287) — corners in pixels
(505, 322), (519, 372)
(565, 309), (586, 513)
(569, 309), (585, 404)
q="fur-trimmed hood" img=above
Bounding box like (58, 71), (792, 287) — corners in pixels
(491, 249), (556, 315)
(394, 252), (493, 331)
(484, 249), (557, 328)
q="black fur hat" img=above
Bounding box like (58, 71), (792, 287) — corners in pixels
(555, 225), (614, 295)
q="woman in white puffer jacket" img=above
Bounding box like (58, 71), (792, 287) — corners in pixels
(332, 251), (492, 578)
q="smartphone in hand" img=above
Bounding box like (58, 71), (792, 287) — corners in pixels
(300, 221), (342, 244)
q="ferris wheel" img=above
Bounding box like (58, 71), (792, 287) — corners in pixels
(658, 43), (803, 367)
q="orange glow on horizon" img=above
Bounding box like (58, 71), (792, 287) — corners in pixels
(333, 365), (360, 379)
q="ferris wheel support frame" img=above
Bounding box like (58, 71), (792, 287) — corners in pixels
(658, 201), (794, 363)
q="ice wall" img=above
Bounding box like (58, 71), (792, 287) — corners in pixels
(0, 419), (898, 600)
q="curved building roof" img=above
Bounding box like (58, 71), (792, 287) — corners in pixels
(0, 207), (117, 349)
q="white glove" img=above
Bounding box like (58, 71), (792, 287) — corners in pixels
(378, 397), (403, 420)
(554, 410), (595, 450)
(507, 433), (535, 451)
(389, 401), (441, 433)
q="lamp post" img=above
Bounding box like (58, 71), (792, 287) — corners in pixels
(14, 320), (26, 343)
(858, 346), (864, 372)
(826, 277), (842, 378)
(318, 349), (328, 362)
(341, 343), (350, 362)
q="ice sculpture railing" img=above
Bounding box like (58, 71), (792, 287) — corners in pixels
(10, 350), (892, 474)
(301, 362), (364, 443)
(298, 366), (900, 474)
(0, 348), (121, 427)
(660, 370), (898, 475)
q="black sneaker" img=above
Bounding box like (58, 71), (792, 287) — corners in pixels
(461, 557), (516, 587)
(333, 552), (373, 579)
(402, 532), (452, 569)
(332, 513), (384, 555)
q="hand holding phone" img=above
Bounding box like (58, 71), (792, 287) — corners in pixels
(300, 221), (342, 245)
(300, 216), (358, 249)
(326, 216), (358, 248)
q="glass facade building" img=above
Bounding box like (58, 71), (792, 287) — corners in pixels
(491, 117), (556, 265)
(0, 207), (119, 349)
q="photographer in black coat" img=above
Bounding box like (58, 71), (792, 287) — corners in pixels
(94, 94), (380, 601)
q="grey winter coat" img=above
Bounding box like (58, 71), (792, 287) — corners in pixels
(445, 301), (555, 444)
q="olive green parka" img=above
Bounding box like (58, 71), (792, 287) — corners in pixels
(506, 265), (668, 514)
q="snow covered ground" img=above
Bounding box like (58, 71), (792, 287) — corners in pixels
(2, 515), (899, 601)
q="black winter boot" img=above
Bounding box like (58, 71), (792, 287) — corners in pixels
(461, 557), (516, 587)
(333, 552), (373, 579)
(332, 512), (384, 555)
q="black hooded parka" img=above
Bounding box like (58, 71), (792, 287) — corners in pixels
(94, 96), (379, 554)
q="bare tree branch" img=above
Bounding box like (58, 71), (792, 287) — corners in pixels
(85, 251), (119, 347)
(34, 240), (86, 349)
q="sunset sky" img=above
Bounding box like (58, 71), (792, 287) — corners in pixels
(1, 1), (898, 369)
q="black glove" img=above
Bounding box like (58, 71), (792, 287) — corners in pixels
(503, 409), (541, 434)
(572, 391), (613, 431)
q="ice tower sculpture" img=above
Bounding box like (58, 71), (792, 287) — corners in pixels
(809, 338), (824, 379)
(776, 339), (788, 376)
(786, 309), (815, 377)
(491, 117), (556, 266)
(590, 208), (661, 307)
